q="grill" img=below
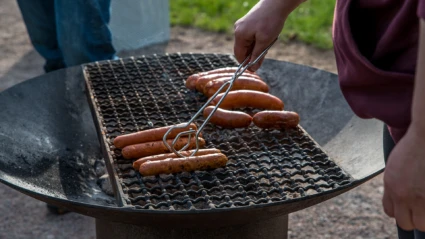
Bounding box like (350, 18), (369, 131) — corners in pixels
(83, 53), (353, 211)
(0, 52), (385, 239)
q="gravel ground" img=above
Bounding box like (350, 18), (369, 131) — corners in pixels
(0, 0), (397, 238)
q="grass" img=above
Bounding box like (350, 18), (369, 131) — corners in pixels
(170, 0), (336, 49)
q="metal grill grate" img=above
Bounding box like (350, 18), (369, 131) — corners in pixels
(83, 53), (352, 211)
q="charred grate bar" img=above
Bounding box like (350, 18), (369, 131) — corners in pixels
(83, 53), (353, 211)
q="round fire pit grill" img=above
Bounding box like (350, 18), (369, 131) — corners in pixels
(0, 54), (385, 239)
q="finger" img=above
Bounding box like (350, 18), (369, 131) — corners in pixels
(412, 205), (425, 231)
(248, 53), (266, 73)
(395, 203), (415, 231)
(234, 25), (255, 64)
(256, 57), (266, 72)
(248, 36), (274, 72)
(382, 189), (395, 218)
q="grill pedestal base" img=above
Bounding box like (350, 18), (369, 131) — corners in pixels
(95, 214), (288, 239)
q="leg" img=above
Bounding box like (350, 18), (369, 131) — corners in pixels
(414, 230), (425, 239)
(383, 125), (415, 239)
(54, 0), (116, 66)
(16, 0), (65, 72)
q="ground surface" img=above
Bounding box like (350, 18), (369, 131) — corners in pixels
(0, 0), (397, 238)
(170, 0), (335, 48)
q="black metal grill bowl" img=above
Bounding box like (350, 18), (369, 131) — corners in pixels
(0, 54), (385, 229)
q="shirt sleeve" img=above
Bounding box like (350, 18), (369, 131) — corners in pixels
(419, 0), (425, 19)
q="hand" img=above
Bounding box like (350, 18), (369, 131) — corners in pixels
(382, 125), (425, 231)
(233, 0), (305, 71)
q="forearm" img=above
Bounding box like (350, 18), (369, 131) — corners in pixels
(260, 0), (306, 18)
(411, 19), (425, 133)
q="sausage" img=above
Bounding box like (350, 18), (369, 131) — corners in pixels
(138, 153), (228, 176)
(203, 106), (252, 128)
(122, 137), (206, 159)
(253, 111), (300, 129)
(203, 77), (269, 97)
(132, 148), (221, 170)
(113, 123), (198, 149)
(195, 73), (262, 93)
(209, 90), (284, 111)
(185, 76), (198, 90)
(186, 68), (257, 90)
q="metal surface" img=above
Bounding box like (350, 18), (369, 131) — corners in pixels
(83, 53), (353, 211)
(0, 67), (115, 207)
(162, 39), (277, 157)
(95, 214), (288, 239)
(0, 56), (385, 228)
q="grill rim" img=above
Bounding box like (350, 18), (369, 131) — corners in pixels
(83, 65), (128, 207)
(82, 53), (356, 213)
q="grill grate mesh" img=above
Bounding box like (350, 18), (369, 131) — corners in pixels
(83, 53), (352, 211)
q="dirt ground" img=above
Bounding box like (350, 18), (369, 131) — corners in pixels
(0, 0), (397, 238)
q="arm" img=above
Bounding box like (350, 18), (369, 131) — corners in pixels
(233, 0), (306, 71)
(411, 19), (425, 134)
(382, 19), (425, 231)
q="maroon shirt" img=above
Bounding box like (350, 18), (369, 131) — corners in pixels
(333, 0), (425, 143)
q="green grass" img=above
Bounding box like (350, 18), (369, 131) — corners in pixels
(170, 0), (336, 49)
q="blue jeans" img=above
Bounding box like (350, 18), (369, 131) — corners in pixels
(383, 125), (425, 239)
(17, 0), (116, 73)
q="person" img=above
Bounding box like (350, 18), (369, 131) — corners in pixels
(233, 0), (425, 238)
(16, 0), (117, 213)
(16, 0), (116, 73)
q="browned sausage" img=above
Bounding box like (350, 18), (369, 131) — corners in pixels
(132, 148), (221, 170)
(253, 111), (300, 129)
(113, 123), (198, 149)
(139, 153), (228, 176)
(186, 68), (257, 90)
(122, 137), (206, 159)
(209, 90), (284, 110)
(203, 106), (252, 128)
(203, 77), (269, 97)
(195, 73), (262, 93)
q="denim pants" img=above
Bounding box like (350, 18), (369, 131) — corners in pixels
(383, 125), (425, 239)
(17, 0), (116, 73)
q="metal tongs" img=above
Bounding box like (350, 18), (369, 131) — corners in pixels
(163, 38), (278, 157)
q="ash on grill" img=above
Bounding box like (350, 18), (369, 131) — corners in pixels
(83, 53), (352, 211)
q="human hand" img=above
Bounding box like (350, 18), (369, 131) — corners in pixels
(382, 125), (425, 231)
(233, 0), (306, 71)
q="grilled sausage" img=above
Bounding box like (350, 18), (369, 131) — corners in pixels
(122, 137), (206, 159)
(133, 148), (221, 170)
(210, 90), (284, 111)
(195, 73), (262, 93)
(203, 106), (252, 128)
(186, 67), (257, 90)
(203, 77), (269, 97)
(253, 111), (300, 129)
(113, 123), (198, 149)
(138, 153), (228, 176)
(186, 76), (199, 90)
